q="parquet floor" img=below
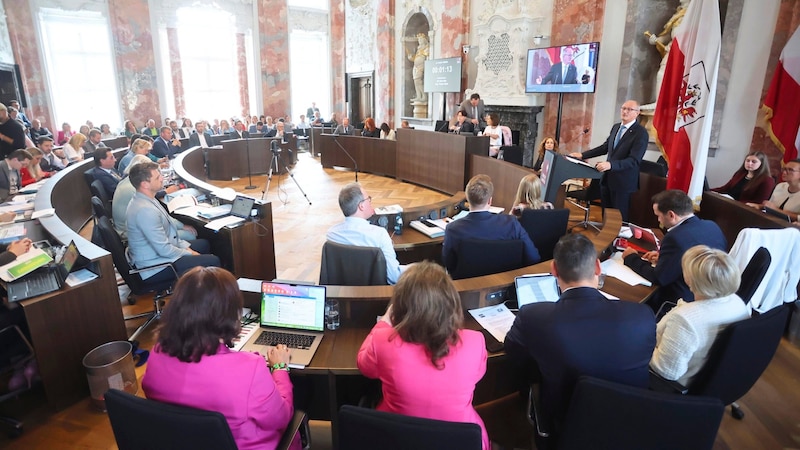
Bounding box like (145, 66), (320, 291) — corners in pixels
(1, 153), (799, 449)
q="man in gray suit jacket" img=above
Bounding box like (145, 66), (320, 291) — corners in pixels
(459, 93), (486, 132)
(0, 149), (32, 202)
(125, 162), (220, 283)
(82, 128), (107, 154)
(333, 117), (355, 136)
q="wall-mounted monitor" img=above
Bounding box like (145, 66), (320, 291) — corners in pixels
(525, 42), (600, 94)
(424, 57), (462, 93)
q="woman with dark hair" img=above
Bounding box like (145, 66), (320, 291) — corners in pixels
(712, 151), (774, 203)
(143, 267), (300, 450)
(357, 261), (489, 450)
(99, 123), (116, 140)
(379, 122), (396, 140)
(361, 117), (380, 138)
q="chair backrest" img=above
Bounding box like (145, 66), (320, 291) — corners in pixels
(557, 376), (723, 450)
(83, 168), (96, 187)
(511, 129), (520, 146)
(687, 304), (790, 404)
(500, 145), (523, 166)
(518, 208), (570, 261)
(90, 178), (112, 217)
(451, 238), (525, 280)
(338, 405), (482, 450)
(105, 389), (238, 450)
(91, 195), (108, 221)
(735, 246), (771, 305)
(319, 241), (388, 285)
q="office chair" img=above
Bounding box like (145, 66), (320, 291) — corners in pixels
(735, 246), (771, 305)
(0, 325), (38, 437)
(83, 167), (96, 187)
(499, 145), (523, 166)
(105, 389), (309, 450)
(90, 179), (112, 219)
(96, 216), (178, 341)
(565, 178), (603, 231)
(518, 208), (570, 261)
(557, 376), (723, 450)
(319, 241), (388, 285)
(338, 405), (482, 450)
(450, 238), (525, 280)
(650, 304), (790, 420)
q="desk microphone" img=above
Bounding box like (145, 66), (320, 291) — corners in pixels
(333, 137), (358, 182)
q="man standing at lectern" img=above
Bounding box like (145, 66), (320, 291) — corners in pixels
(569, 100), (647, 222)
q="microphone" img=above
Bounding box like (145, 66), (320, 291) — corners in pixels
(333, 137), (359, 182)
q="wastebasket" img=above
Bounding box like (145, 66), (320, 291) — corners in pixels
(83, 341), (138, 411)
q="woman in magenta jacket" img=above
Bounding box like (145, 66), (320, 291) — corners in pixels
(143, 267), (300, 450)
(712, 151), (775, 203)
(357, 261), (490, 449)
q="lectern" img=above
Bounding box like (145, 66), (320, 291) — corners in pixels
(540, 150), (601, 205)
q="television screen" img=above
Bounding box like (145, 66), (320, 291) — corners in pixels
(424, 57), (462, 93)
(525, 42), (599, 94)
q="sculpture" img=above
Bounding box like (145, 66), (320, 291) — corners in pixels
(407, 33), (429, 104)
(644, 0), (691, 103)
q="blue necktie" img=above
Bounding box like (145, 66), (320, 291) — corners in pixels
(613, 125), (626, 148)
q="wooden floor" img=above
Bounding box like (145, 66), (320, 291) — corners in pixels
(1, 153), (800, 449)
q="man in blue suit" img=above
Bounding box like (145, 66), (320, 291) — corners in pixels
(90, 147), (121, 197)
(622, 189), (727, 312)
(151, 127), (182, 159)
(442, 174), (540, 274)
(569, 99), (648, 222)
(505, 234), (656, 437)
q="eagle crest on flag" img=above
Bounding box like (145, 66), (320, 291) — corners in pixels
(675, 61), (709, 130)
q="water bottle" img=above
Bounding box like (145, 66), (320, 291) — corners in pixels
(325, 299), (340, 330)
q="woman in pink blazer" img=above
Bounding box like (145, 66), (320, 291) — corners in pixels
(142, 267), (300, 450)
(357, 261), (490, 449)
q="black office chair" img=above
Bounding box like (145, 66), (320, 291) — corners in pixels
(650, 304), (790, 420)
(557, 376), (724, 450)
(451, 238), (525, 280)
(338, 405), (482, 450)
(565, 179), (603, 231)
(735, 246), (771, 305)
(96, 216), (178, 341)
(319, 241), (388, 285)
(500, 146), (523, 166)
(518, 208), (570, 261)
(83, 167), (96, 187)
(105, 389), (309, 450)
(90, 179), (112, 219)
(0, 325), (38, 437)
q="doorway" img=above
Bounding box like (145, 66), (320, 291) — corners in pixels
(347, 71), (374, 125)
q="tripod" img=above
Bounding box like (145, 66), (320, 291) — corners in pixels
(262, 149), (312, 205)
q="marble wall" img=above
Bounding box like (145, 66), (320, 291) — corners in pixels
(376, 0), (395, 124)
(258, 0), (291, 119)
(167, 28), (185, 119)
(0, 2), (14, 64)
(330, 0), (346, 118)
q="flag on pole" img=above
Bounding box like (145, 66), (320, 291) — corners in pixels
(652, 0), (721, 203)
(763, 27), (800, 164)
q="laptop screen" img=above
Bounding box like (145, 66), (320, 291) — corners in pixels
(260, 282), (325, 332)
(62, 240), (80, 273)
(515, 274), (560, 308)
(628, 223), (661, 250)
(230, 196), (255, 219)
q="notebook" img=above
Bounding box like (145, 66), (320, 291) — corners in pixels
(7, 240), (80, 302)
(514, 274), (561, 309)
(240, 281), (326, 369)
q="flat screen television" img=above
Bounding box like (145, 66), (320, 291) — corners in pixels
(424, 57), (462, 93)
(525, 42), (599, 94)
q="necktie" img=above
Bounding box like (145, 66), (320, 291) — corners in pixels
(563, 65), (568, 82)
(613, 125), (626, 148)
(473, 106), (477, 119)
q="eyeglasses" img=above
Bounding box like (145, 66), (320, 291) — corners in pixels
(620, 107), (640, 112)
(359, 196), (372, 204)
(781, 168), (800, 173)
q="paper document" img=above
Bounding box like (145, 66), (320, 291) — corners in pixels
(565, 155), (595, 168)
(212, 187), (237, 201)
(0, 224), (26, 243)
(31, 208), (56, 220)
(65, 268), (99, 287)
(600, 252), (652, 287)
(468, 304), (517, 343)
(166, 193), (198, 213)
(205, 215), (244, 231)
(488, 206), (505, 214)
(237, 277), (262, 293)
(374, 204), (403, 215)
(0, 248), (53, 282)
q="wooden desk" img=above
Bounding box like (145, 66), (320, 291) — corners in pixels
(205, 138), (295, 180)
(699, 191), (789, 250)
(318, 134), (396, 176)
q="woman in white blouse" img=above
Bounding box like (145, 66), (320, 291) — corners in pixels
(62, 133), (87, 162)
(650, 245), (750, 386)
(483, 113), (506, 157)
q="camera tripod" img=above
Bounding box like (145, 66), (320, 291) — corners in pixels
(262, 149), (312, 205)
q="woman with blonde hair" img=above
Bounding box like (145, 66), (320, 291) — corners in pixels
(62, 133), (86, 162)
(358, 261), (490, 450)
(20, 147), (51, 186)
(511, 173), (553, 215)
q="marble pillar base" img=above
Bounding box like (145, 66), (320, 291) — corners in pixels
(411, 101), (428, 118)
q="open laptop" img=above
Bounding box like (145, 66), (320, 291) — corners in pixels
(240, 281), (326, 369)
(7, 241), (80, 302)
(514, 274), (560, 309)
(204, 195), (256, 228)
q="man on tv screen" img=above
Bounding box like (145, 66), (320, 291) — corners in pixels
(537, 46), (578, 85)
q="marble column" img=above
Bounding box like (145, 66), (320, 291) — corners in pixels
(376, 0), (395, 124)
(108, 0), (160, 124)
(441, 0), (470, 116)
(258, 0), (290, 117)
(330, 0), (346, 118)
(543, 0), (605, 152)
(236, 33), (250, 118)
(5, 2), (54, 130)
(167, 28), (185, 119)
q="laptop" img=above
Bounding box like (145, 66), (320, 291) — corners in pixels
(7, 241), (80, 302)
(240, 281), (326, 369)
(764, 206), (791, 222)
(514, 274), (560, 309)
(205, 195), (256, 228)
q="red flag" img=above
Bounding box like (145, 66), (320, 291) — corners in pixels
(652, 0), (721, 202)
(763, 27), (800, 163)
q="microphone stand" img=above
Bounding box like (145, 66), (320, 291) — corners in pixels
(333, 137), (358, 182)
(244, 134), (257, 189)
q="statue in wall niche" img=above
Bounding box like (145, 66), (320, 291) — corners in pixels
(407, 33), (429, 104)
(643, 0), (691, 106)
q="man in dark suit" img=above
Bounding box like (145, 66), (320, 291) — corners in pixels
(90, 147), (121, 197)
(37, 136), (67, 172)
(0, 103), (26, 160)
(151, 127), (182, 159)
(448, 110), (475, 135)
(536, 46), (579, 85)
(442, 174), (539, 273)
(569, 99), (648, 221)
(459, 93), (487, 131)
(230, 120), (249, 139)
(622, 190), (727, 312)
(188, 121), (213, 148)
(504, 233), (656, 436)
(332, 117), (354, 136)
(306, 102), (320, 120)
(82, 128), (107, 154)
(0, 149), (32, 201)
(263, 121), (286, 139)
